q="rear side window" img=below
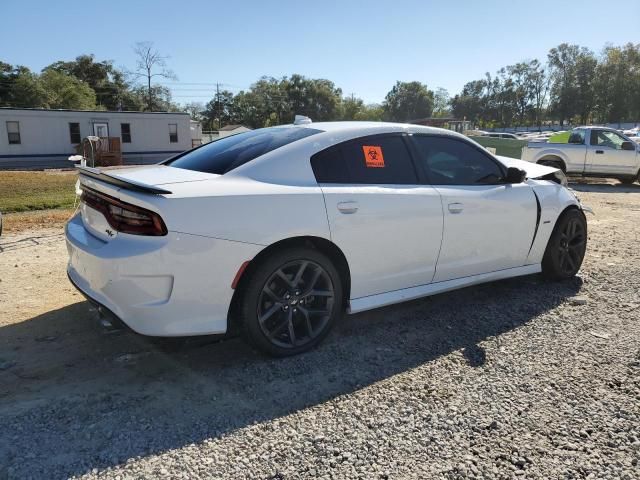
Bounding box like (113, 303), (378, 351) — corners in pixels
(568, 129), (585, 144)
(412, 135), (504, 185)
(311, 135), (418, 184)
(166, 127), (321, 175)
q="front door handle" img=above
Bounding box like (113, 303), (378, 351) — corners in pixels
(448, 202), (464, 214)
(337, 201), (358, 214)
(595, 150), (604, 154)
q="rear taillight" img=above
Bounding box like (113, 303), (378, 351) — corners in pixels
(80, 186), (168, 236)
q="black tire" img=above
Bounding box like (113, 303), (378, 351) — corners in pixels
(238, 247), (343, 356)
(619, 177), (637, 185)
(541, 209), (587, 280)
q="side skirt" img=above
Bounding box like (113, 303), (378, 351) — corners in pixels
(348, 264), (541, 314)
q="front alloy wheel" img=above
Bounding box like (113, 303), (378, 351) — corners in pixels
(542, 209), (587, 280)
(240, 247), (343, 356)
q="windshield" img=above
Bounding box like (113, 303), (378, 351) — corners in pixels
(165, 126), (322, 175)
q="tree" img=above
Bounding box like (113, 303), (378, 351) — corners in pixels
(0, 64), (47, 108)
(594, 43), (640, 123)
(450, 80), (485, 124)
(528, 59), (550, 127)
(131, 42), (176, 111)
(183, 101), (205, 122)
(283, 74), (342, 122)
(45, 54), (131, 110)
(202, 90), (236, 129)
(40, 70), (97, 109)
(354, 103), (384, 121)
(506, 62), (533, 125)
(340, 94), (364, 120)
(383, 81), (434, 122)
(547, 44), (596, 125)
(432, 88), (450, 118)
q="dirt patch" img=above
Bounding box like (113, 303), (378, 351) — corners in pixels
(0, 181), (639, 479)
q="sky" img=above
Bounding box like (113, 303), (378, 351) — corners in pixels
(2, 0), (639, 105)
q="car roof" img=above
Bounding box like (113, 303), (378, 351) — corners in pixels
(574, 126), (620, 131)
(281, 120), (468, 140)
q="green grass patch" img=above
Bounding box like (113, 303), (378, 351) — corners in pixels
(549, 131), (570, 143)
(0, 171), (78, 213)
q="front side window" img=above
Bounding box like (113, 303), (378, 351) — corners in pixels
(591, 130), (625, 150)
(166, 126), (321, 175)
(69, 123), (81, 144)
(311, 134), (418, 184)
(6, 121), (20, 144)
(412, 135), (504, 185)
(169, 124), (178, 143)
(121, 123), (131, 143)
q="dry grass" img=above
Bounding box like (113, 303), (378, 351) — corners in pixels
(0, 171), (78, 213)
(3, 208), (76, 233)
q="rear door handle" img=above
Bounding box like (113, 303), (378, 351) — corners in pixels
(448, 202), (463, 214)
(337, 201), (358, 214)
(595, 150), (604, 154)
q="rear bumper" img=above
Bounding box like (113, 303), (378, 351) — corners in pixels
(65, 213), (262, 336)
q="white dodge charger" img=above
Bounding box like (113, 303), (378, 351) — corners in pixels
(66, 121), (587, 356)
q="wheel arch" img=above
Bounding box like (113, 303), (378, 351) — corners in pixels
(537, 154), (567, 172)
(227, 235), (352, 333)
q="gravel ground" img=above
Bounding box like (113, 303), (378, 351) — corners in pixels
(0, 180), (639, 480)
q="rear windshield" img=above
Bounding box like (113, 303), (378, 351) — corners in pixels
(165, 126), (322, 175)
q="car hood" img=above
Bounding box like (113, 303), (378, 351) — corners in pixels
(496, 156), (559, 179)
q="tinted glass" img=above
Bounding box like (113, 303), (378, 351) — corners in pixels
(342, 136), (417, 184)
(568, 129), (585, 144)
(166, 127), (321, 175)
(311, 135), (418, 184)
(413, 136), (504, 185)
(310, 146), (349, 183)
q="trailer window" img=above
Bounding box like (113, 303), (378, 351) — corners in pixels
(6, 121), (20, 145)
(121, 123), (131, 143)
(169, 124), (178, 143)
(69, 123), (81, 144)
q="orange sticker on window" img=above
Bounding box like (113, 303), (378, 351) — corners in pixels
(362, 145), (385, 168)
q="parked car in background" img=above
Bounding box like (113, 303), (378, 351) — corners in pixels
(521, 126), (640, 184)
(483, 132), (520, 139)
(66, 121), (588, 356)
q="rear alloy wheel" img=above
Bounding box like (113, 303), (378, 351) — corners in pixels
(542, 209), (587, 280)
(240, 247), (342, 356)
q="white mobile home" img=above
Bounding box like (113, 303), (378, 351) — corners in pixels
(0, 108), (194, 169)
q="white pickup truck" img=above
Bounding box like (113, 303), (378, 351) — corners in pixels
(521, 126), (640, 184)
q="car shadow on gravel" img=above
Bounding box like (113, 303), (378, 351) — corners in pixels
(0, 274), (582, 478)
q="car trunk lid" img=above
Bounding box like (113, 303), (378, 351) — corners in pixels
(77, 164), (219, 195)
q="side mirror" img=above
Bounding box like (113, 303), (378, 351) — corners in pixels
(621, 141), (636, 151)
(505, 167), (527, 184)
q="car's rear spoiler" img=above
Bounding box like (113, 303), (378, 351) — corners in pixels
(76, 166), (173, 195)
